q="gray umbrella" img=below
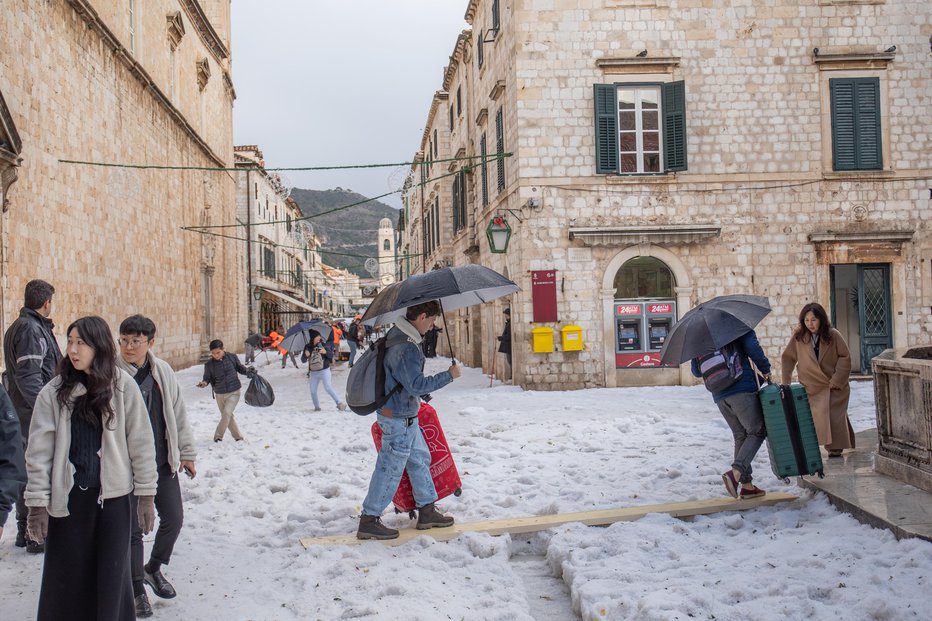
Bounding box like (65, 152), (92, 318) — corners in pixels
(279, 320), (331, 353)
(659, 294), (772, 365)
(361, 265), (519, 327)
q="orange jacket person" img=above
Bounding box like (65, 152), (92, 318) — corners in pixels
(269, 330), (285, 354)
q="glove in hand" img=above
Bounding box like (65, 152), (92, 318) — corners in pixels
(27, 506), (49, 544)
(137, 495), (156, 534)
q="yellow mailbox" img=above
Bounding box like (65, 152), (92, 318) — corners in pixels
(561, 325), (583, 351)
(531, 327), (555, 353)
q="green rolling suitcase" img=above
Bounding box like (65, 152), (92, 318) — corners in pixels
(759, 383), (824, 482)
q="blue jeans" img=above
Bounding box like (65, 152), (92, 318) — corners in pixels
(309, 367), (341, 408)
(362, 414), (436, 516)
(348, 340), (357, 366)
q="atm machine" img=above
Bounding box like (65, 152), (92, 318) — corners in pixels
(615, 303), (643, 353)
(646, 302), (676, 353)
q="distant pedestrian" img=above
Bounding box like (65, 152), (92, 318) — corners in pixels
(25, 316), (157, 621)
(2, 278), (62, 553)
(197, 340), (251, 442)
(0, 385), (26, 543)
(301, 332), (346, 411)
(358, 300), (460, 540)
(244, 332), (262, 365)
(691, 329), (772, 500)
(497, 308), (512, 381)
(116, 315), (198, 618)
(422, 325), (442, 358)
(781, 302), (855, 458)
(346, 317), (364, 367)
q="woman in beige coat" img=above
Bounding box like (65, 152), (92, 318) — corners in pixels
(781, 302), (855, 457)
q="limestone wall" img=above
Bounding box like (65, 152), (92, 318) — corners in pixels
(0, 0), (243, 368)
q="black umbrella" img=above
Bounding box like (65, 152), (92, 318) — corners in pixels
(361, 265), (519, 327)
(280, 320), (331, 353)
(361, 265), (520, 361)
(659, 294), (771, 365)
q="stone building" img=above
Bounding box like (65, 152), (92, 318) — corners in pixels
(401, 0), (931, 389)
(234, 145), (321, 334)
(0, 0), (244, 366)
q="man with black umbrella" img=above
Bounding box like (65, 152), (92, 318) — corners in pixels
(691, 330), (772, 500)
(357, 300), (460, 540)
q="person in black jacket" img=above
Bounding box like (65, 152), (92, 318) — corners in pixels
(497, 308), (512, 382)
(197, 340), (251, 442)
(0, 385), (26, 543)
(2, 278), (62, 552)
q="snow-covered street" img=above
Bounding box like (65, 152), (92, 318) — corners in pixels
(1, 354), (928, 620)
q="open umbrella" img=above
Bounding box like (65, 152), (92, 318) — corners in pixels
(361, 265), (519, 360)
(280, 320), (332, 353)
(659, 294), (771, 365)
(361, 265), (519, 327)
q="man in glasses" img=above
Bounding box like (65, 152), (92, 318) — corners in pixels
(116, 315), (197, 618)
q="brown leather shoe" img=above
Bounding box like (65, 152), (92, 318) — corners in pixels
(416, 503), (454, 530)
(357, 515), (399, 540)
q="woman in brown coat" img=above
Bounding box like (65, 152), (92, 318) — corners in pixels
(781, 302), (855, 457)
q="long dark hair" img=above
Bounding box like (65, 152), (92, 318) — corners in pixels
(56, 316), (117, 429)
(793, 302), (833, 345)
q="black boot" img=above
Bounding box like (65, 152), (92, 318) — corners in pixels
(416, 503), (454, 530)
(134, 593), (153, 618)
(25, 539), (45, 554)
(144, 566), (177, 599)
(356, 515), (399, 540)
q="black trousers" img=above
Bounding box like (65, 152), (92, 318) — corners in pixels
(37, 488), (135, 621)
(130, 463), (184, 591)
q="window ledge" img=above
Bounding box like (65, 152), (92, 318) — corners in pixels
(814, 49), (895, 70)
(489, 80), (505, 101)
(475, 107), (488, 125)
(809, 230), (913, 244)
(605, 173), (675, 185)
(822, 170), (895, 180)
(596, 57), (681, 74)
(569, 224), (720, 246)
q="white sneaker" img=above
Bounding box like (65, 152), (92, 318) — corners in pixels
(337, 402), (347, 411)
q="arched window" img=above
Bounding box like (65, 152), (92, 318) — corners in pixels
(383, 239), (390, 251)
(613, 257), (674, 299)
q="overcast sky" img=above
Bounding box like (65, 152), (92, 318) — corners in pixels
(231, 1), (469, 210)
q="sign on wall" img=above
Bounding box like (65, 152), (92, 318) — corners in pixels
(531, 270), (558, 323)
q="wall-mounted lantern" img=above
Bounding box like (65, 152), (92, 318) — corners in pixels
(252, 286), (262, 301)
(486, 215), (512, 253)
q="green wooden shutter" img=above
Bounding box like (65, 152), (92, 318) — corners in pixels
(831, 77), (882, 171)
(593, 84), (618, 174)
(662, 81), (687, 172)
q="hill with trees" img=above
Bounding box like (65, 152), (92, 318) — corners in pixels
(289, 188), (399, 279)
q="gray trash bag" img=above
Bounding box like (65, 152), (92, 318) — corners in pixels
(244, 373), (275, 407)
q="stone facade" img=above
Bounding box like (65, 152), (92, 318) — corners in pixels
(402, 0), (931, 390)
(0, 0), (243, 367)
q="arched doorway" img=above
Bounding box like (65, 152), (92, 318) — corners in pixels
(601, 246), (692, 387)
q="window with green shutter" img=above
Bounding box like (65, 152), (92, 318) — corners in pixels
(830, 77), (882, 171)
(594, 81), (687, 174)
(495, 108), (505, 193)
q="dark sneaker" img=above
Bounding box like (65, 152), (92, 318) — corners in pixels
(357, 515), (399, 540)
(25, 539), (45, 554)
(739, 484), (766, 500)
(135, 593), (153, 618)
(144, 569), (177, 599)
(416, 503), (454, 530)
(721, 470), (740, 499)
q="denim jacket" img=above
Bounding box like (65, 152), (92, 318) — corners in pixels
(380, 321), (453, 418)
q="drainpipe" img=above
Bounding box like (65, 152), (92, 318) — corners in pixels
(245, 169), (255, 333)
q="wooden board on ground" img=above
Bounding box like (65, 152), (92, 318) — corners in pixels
(299, 492), (798, 548)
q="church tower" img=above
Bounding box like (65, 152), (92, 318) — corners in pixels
(377, 217), (396, 287)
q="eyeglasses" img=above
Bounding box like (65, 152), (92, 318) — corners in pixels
(118, 337), (150, 349)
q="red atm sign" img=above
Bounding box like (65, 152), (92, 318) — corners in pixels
(616, 304), (641, 315)
(648, 303), (672, 313)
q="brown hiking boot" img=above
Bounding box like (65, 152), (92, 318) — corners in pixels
(416, 503), (454, 530)
(357, 515), (399, 540)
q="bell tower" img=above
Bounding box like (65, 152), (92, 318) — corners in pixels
(377, 217), (396, 287)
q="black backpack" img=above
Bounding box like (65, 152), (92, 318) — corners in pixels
(344, 331), (407, 415)
(696, 343), (743, 393)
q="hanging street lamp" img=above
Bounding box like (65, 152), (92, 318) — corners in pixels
(486, 214), (512, 253)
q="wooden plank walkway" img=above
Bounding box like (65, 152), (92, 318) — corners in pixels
(300, 492), (798, 548)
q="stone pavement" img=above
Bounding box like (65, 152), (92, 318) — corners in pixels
(798, 429), (932, 542)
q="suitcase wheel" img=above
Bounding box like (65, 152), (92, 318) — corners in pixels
(453, 488), (462, 497)
(817, 470), (824, 479)
(408, 510), (417, 520)
(781, 476), (791, 485)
